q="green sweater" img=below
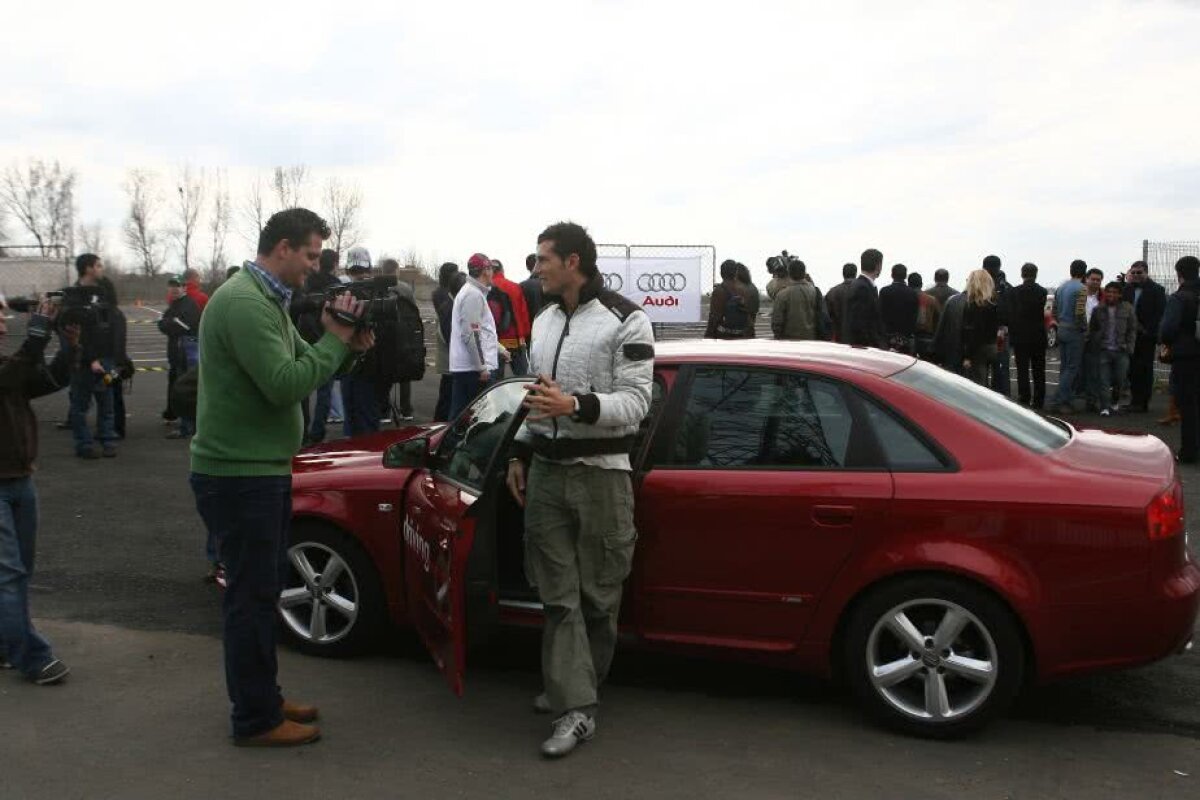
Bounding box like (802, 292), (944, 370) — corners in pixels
(190, 267), (351, 476)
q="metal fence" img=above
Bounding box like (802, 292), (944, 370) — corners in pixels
(1143, 239), (1200, 287)
(0, 244), (71, 297)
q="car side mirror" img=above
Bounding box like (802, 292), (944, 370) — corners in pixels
(383, 436), (430, 469)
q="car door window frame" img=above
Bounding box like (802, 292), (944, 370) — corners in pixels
(845, 385), (958, 473)
(431, 378), (531, 497)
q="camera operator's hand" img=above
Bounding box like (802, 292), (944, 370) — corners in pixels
(322, 293), (366, 345)
(90, 359), (105, 374)
(61, 323), (81, 350)
(348, 327), (375, 353)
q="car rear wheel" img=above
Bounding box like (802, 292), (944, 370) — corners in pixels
(279, 521), (384, 657)
(844, 576), (1025, 738)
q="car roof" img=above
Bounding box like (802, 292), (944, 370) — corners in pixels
(652, 339), (915, 377)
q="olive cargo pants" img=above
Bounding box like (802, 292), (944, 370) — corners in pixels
(523, 458), (637, 714)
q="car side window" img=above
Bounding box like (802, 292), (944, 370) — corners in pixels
(860, 399), (946, 471)
(666, 367), (861, 469)
(438, 381), (527, 490)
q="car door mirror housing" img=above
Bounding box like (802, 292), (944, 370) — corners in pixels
(383, 436), (430, 469)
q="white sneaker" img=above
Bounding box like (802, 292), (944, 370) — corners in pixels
(1100, 408), (1111, 417)
(541, 711), (596, 758)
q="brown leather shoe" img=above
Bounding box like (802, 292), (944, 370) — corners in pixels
(234, 720), (321, 748)
(283, 699), (319, 723)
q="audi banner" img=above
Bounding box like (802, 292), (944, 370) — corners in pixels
(595, 256), (702, 323)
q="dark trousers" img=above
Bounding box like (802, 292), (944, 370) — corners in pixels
(433, 374), (454, 422)
(112, 383), (126, 438)
(69, 366), (116, 455)
(190, 473), (291, 739)
(448, 371), (486, 422)
(1174, 361), (1200, 460)
(340, 375), (381, 438)
(1013, 343), (1047, 408)
(990, 344), (1011, 397)
(1129, 336), (1157, 409)
(0, 476), (54, 678)
(306, 380), (335, 442)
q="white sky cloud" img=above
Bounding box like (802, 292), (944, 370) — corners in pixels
(2, 0), (1198, 288)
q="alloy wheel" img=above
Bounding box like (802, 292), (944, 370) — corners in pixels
(866, 598), (999, 722)
(279, 542), (360, 645)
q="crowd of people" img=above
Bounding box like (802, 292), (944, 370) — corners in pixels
(6, 215), (1200, 762)
(706, 249), (1181, 427)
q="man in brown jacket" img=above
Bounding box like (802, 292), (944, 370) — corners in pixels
(0, 300), (79, 684)
(771, 259), (819, 340)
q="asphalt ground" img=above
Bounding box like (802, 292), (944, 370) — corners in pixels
(2, 305), (1198, 799)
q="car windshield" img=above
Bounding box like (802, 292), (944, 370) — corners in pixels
(891, 360), (1070, 453)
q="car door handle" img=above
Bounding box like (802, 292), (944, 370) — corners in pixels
(812, 505), (856, 527)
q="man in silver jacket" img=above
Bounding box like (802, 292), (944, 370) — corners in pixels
(506, 221), (655, 759)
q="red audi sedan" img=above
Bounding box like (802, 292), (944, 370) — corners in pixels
(283, 340), (1198, 738)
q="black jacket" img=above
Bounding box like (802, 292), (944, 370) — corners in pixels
(293, 270), (342, 345)
(879, 281), (919, 337)
(962, 301), (1000, 355)
(843, 275), (885, 347)
(520, 276), (544, 320)
(1008, 280), (1048, 347)
(1159, 279), (1200, 361)
(1122, 279), (1167, 344)
(158, 294), (201, 342)
(825, 279), (854, 341)
(0, 329), (75, 478)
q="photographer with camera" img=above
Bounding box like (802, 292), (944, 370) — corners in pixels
(337, 247), (387, 437)
(67, 254), (119, 459)
(294, 249), (341, 445)
(0, 299), (79, 685)
(189, 208), (374, 747)
(765, 254), (794, 300)
(159, 274), (203, 439)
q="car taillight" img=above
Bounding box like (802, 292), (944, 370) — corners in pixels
(1147, 481), (1185, 541)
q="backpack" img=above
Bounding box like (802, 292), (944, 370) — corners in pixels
(358, 293), (427, 384)
(717, 285), (749, 335)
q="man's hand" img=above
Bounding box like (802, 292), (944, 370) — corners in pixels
(479, 368), (491, 382)
(61, 323), (81, 349)
(348, 327), (375, 353)
(321, 293), (366, 345)
(499, 346), (512, 364)
(523, 374), (576, 421)
(505, 459), (526, 508)
(90, 359), (105, 374)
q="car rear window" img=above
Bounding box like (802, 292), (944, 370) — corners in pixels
(891, 360), (1070, 453)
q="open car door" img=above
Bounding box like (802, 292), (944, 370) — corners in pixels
(401, 380), (530, 695)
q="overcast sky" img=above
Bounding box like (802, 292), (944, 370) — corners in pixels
(3, 0), (1199, 288)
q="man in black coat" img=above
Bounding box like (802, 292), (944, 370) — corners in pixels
(158, 274), (203, 438)
(1158, 256), (1200, 462)
(520, 252), (544, 320)
(879, 263), (918, 353)
(1008, 263), (1049, 408)
(843, 248), (886, 348)
(1121, 260), (1167, 413)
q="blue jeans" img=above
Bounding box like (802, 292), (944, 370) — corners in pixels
(0, 476), (55, 678)
(1054, 331), (1084, 406)
(449, 371), (486, 422)
(1099, 350), (1130, 410)
(190, 473), (292, 738)
(340, 375), (381, 438)
(69, 364), (117, 454)
(179, 336), (200, 436)
(307, 380), (335, 441)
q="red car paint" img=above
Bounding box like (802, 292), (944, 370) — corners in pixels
(291, 341), (1197, 695)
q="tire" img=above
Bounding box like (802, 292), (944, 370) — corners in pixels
(278, 521), (386, 657)
(843, 575), (1025, 738)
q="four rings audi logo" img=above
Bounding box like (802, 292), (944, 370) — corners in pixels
(601, 273), (624, 292)
(637, 273), (687, 292)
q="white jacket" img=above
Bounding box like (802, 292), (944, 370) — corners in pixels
(515, 275), (655, 471)
(449, 277), (499, 372)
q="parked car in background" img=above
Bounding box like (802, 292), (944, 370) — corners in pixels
(284, 341), (1198, 738)
(1045, 296), (1058, 348)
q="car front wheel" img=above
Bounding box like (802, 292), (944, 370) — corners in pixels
(844, 576), (1025, 738)
(279, 522), (384, 657)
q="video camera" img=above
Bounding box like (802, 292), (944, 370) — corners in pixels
(765, 250), (800, 277)
(1, 286), (109, 329)
(294, 275), (401, 330)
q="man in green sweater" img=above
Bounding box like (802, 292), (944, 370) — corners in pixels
(190, 208), (374, 747)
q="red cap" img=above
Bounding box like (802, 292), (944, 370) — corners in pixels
(467, 253), (492, 271)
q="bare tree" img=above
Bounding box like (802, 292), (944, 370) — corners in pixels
(240, 172), (268, 248)
(123, 169), (166, 276)
(272, 164), (309, 209)
(323, 177), (364, 256)
(77, 221), (105, 255)
(207, 170), (232, 283)
(172, 165), (206, 270)
(0, 159), (77, 256)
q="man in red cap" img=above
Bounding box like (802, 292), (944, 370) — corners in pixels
(489, 258), (532, 377)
